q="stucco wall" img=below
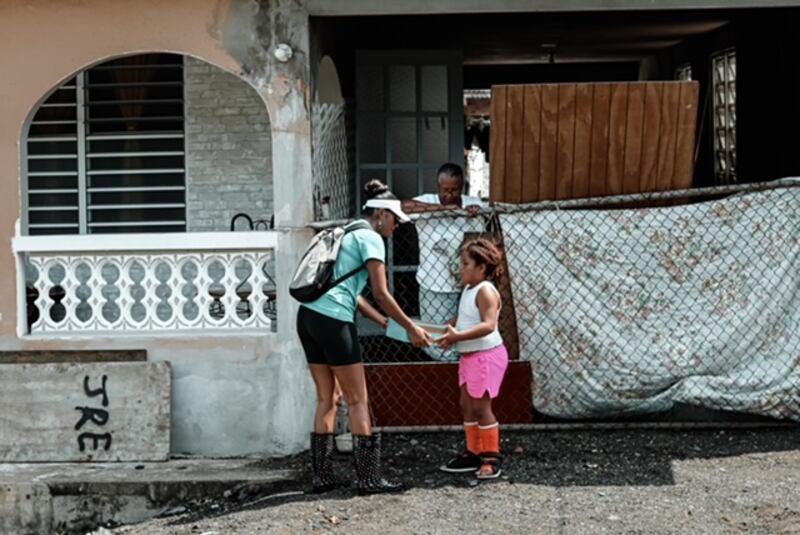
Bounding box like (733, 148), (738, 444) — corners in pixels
(0, 0), (315, 457)
(185, 56), (273, 232)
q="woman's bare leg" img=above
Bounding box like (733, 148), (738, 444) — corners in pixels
(331, 363), (371, 436)
(309, 364), (337, 434)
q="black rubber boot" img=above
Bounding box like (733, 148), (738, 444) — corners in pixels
(310, 432), (346, 493)
(352, 433), (403, 495)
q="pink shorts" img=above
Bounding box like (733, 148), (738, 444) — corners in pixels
(458, 344), (509, 399)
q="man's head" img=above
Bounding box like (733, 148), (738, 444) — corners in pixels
(436, 163), (465, 207)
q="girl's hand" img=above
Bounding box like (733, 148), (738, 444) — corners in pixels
(409, 325), (433, 348)
(437, 325), (460, 349)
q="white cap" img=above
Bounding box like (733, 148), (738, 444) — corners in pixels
(363, 198), (411, 223)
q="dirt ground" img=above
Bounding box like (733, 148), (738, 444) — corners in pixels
(107, 428), (800, 535)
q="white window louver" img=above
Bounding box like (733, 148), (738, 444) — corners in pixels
(25, 53), (186, 235)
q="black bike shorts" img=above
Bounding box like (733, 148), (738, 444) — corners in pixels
(296, 306), (362, 366)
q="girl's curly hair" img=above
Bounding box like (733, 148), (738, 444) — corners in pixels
(462, 237), (504, 280)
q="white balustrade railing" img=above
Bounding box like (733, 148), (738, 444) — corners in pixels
(13, 231), (278, 335)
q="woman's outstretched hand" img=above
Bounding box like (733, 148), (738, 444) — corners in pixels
(409, 325), (434, 348)
(437, 325), (460, 350)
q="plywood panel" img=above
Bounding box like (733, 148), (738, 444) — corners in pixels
(521, 85), (542, 203)
(489, 81), (698, 202)
(556, 84), (577, 200)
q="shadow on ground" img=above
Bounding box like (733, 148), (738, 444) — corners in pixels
(163, 427), (800, 528)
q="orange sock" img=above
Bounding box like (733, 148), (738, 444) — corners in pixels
(478, 423), (500, 454)
(464, 422), (481, 455)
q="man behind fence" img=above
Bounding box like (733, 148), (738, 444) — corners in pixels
(403, 163), (487, 361)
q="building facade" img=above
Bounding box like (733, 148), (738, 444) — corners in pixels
(2, 0), (798, 457)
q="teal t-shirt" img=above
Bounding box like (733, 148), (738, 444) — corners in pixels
(302, 226), (386, 323)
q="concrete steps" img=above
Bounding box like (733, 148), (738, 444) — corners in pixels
(1, 460), (298, 534)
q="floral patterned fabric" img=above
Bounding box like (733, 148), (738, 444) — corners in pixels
(500, 183), (800, 421)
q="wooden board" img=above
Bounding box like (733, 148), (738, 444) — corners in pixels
(640, 83), (663, 192)
(607, 83), (628, 196)
(675, 81), (700, 187)
(556, 84), (577, 200)
(521, 85), (542, 203)
(490, 81), (699, 202)
(489, 86), (507, 201)
(539, 84), (559, 200)
(505, 85), (525, 203)
(589, 83), (611, 198)
(623, 83), (646, 194)
(572, 84), (593, 199)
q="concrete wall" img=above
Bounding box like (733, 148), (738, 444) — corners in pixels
(185, 56), (273, 232)
(0, 0), (315, 457)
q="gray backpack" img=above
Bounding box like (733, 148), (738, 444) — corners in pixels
(289, 220), (373, 303)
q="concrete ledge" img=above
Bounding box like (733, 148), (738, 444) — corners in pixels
(0, 460), (297, 534)
(0, 350), (147, 364)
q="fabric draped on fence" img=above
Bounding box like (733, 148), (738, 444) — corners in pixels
(500, 183), (800, 421)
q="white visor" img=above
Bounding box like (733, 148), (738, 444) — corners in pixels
(363, 199), (410, 223)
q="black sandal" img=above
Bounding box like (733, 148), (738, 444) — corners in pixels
(475, 452), (503, 480)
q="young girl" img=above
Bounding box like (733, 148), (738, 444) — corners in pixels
(438, 238), (509, 479)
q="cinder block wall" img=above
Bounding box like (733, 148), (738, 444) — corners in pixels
(184, 57), (273, 232)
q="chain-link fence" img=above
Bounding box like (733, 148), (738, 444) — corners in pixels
(312, 102), (354, 221)
(361, 179), (800, 427)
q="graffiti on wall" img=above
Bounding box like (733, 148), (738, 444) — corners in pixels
(74, 374), (112, 452)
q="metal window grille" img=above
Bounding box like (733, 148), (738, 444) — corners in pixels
(24, 53), (186, 235)
(312, 102), (353, 221)
(712, 49), (736, 185)
(675, 63), (692, 81)
(354, 52), (463, 338)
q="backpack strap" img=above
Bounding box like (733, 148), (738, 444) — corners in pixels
(329, 220), (374, 287)
(343, 219), (372, 232)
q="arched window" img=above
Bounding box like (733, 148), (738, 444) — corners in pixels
(24, 53), (187, 234)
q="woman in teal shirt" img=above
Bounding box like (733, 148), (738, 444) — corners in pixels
(297, 180), (432, 495)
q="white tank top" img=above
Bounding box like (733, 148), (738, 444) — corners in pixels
(455, 280), (503, 353)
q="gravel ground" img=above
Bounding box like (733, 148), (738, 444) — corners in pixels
(108, 428), (800, 535)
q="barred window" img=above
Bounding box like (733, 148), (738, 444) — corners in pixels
(24, 53), (186, 235)
(712, 49), (736, 184)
